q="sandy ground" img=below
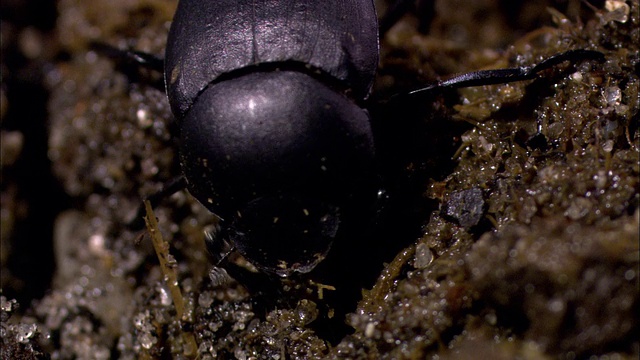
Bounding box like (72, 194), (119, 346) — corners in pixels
(1, 0), (638, 358)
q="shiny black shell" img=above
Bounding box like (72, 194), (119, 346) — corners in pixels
(163, 0), (380, 276)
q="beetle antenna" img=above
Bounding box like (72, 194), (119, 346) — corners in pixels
(398, 49), (604, 99)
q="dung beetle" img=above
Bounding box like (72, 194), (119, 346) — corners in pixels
(167, 0), (379, 277)
(106, 0), (603, 278)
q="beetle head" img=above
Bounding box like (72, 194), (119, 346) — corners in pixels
(225, 193), (340, 276)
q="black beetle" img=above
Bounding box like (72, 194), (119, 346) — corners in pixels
(106, 0), (603, 278)
(167, 0), (380, 277)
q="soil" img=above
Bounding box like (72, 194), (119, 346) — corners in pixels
(1, 0), (638, 359)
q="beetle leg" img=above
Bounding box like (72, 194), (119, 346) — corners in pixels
(90, 42), (165, 92)
(401, 49), (604, 98)
(204, 230), (235, 266)
(127, 175), (187, 229)
(90, 42), (164, 72)
(204, 230), (285, 307)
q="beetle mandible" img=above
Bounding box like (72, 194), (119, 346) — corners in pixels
(115, 0), (602, 278)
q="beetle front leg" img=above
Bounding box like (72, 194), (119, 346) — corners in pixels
(402, 49), (605, 98)
(90, 42), (165, 73)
